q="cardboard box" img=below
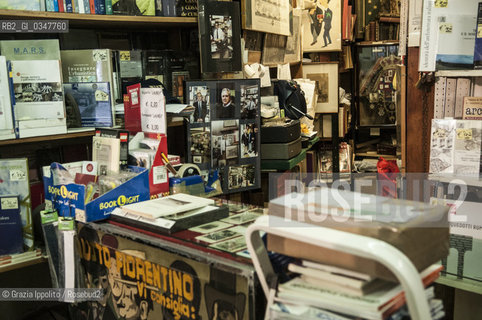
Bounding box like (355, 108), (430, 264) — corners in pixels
(267, 189), (450, 282)
(43, 162), (149, 222)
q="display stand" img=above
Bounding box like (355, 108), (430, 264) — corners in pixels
(246, 215), (432, 320)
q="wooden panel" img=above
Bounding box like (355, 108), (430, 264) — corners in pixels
(406, 47), (434, 173)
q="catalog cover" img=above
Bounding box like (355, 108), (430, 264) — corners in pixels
(0, 39), (61, 61)
(429, 119), (456, 174)
(198, 0), (242, 73)
(0, 195), (23, 256)
(92, 135), (121, 175)
(0, 56), (15, 140)
(63, 82), (113, 127)
(0, 158), (34, 250)
(453, 120), (482, 176)
(112, 0), (155, 15)
(436, 14), (477, 70)
(11, 60), (65, 121)
(60, 49), (115, 124)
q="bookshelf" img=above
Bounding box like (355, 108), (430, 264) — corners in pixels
(434, 70), (482, 78)
(0, 9), (197, 29)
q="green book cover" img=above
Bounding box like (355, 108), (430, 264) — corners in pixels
(105, 0), (113, 14)
(0, 39), (61, 61)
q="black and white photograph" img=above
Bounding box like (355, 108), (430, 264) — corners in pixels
(240, 84), (258, 119)
(210, 15), (233, 60)
(189, 221), (232, 234)
(227, 164), (256, 190)
(190, 127), (211, 164)
(240, 123), (258, 158)
(221, 209), (261, 224)
(195, 227), (244, 244)
(211, 120), (239, 167)
(14, 82), (63, 102)
(188, 85), (210, 123)
(215, 82), (236, 119)
(208, 236), (247, 253)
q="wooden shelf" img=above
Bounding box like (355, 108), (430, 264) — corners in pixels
(436, 274), (482, 295)
(355, 41), (399, 46)
(0, 9), (197, 29)
(0, 128), (95, 146)
(0, 256), (46, 273)
(435, 70), (482, 77)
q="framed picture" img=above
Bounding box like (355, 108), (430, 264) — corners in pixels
(241, 0), (290, 36)
(186, 79), (261, 194)
(302, 62), (339, 113)
(302, 0), (342, 52)
(262, 33), (287, 66)
(198, 0), (242, 73)
(284, 8), (302, 64)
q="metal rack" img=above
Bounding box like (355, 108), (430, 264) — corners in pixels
(246, 215), (432, 320)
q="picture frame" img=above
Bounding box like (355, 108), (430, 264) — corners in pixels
(185, 79), (261, 195)
(198, 0), (242, 73)
(302, 62), (339, 113)
(302, 0), (342, 53)
(261, 33), (287, 66)
(241, 0), (290, 36)
(284, 8), (302, 64)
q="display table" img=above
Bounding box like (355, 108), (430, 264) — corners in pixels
(72, 205), (262, 320)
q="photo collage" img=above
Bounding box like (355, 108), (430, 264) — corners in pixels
(186, 79), (261, 194)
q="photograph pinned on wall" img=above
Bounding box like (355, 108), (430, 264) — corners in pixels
(214, 82), (236, 119)
(242, 0), (290, 36)
(240, 84), (259, 119)
(188, 85), (210, 123)
(198, 0), (242, 73)
(302, 62), (339, 113)
(240, 123), (259, 158)
(210, 15), (234, 60)
(172, 71), (189, 103)
(285, 8), (302, 64)
(228, 164), (255, 190)
(211, 120), (239, 168)
(302, 0), (341, 52)
(190, 127), (211, 164)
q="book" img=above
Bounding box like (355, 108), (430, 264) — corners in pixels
(197, 0), (242, 73)
(0, 195), (23, 256)
(124, 83), (142, 133)
(63, 82), (113, 127)
(112, 0), (155, 16)
(462, 96), (482, 120)
(11, 60), (67, 137)
(176, 0), (197, 17)
(120, 193), (215, 219)
(143, 50), (168, 85)
(92, 135), (121, 175)
(0, 158), (34, 250)
(195, 225), (246, 244)
(171, 70), (189, 103)
(155, 0), (162, 16)
(117, 50), (143, 99)
(474, 2), (482, 69)
(110, 204), (229, 234)
(94, 0), (105, 14)
(278, 265), (442, 320)
(65, 0), (73, 12)
(60, 49), (115, 126)
(0, 39), (61, 61)
(0, 56), (15, 141)
(46, 0), (56, 11)
(95, 128), (129, 169)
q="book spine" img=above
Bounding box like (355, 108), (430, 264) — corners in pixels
(58, 0), (64, 12)
(474, 3), (482, 68)
(105, 0), (112, 15)
(65, 0), (73, 12)
(73, 0), (79, 13)
(444, 78), (457, 118)
(78, 0), (85, 13)
(40, 0), (46, 11)
(46, 0), (55, 12)
(53, 0), (59, 12)
(6, 61), (18, 138)
(95, 0), (106, 14)
(83, 0), (90, 13)
(89, 0), (95, 14)
(155, 0), (163, 16)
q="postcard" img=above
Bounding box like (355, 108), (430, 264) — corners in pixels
(189, 221), (232, 234)
(209, 236), (247, 253)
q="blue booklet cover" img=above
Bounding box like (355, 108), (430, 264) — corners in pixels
(0, 195), (23, 256)
(63, 82), (113, 127)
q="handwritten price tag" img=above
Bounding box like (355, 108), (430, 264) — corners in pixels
(140, 88), (166, 134)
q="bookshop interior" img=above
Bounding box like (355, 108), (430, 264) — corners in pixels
(0, 0), (482, 319)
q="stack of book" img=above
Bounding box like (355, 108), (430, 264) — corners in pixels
(110, 193), (229, 234)
(273, 261), (444, 320)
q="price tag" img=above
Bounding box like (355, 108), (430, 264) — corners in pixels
(140, 88), (166, 134)
(1, 197), (18, 210)
(153, 165), (168, 185)
(9, 169), (26, 181)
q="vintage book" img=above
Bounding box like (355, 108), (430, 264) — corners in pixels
(0, 195), (23, 256)
(462, 96), (482, 120)
(60, 49), (115, 125)
(176, 0), (197, 17)
(112, 0), (155, 15)
(475, 2), (482, 68)
(171, 70), (189, 103)
(120, 193), (215, 219)
(95, 127), (129, 169)
(0, 56), (15, 140)
(110, 204), (229, 234)
(0, 0), (41, 10)
(278, 265), (442, 320)
(143, 50), (168, 84)
(433, 76), (446, 119)
(197, 0), (242, 73)
(0, 158), (34, 250)
(0, 39), (61, 61)
(208, 235), (247, 253)
(455, 78), (471, 118)
(188, 220), (232, 234)
(117, 50), (143, 98)
(63, 82), (113, 127)
(124, 83), (142, 133)
(443, 78), (456, 118)
(155, 0), (163, 16)
(195, 225), (246, 244)
(11, 60), (67, 136)
(105, 0), (113, 14)
(92, 135), (121, 175)
(93, 0), (105, 14)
